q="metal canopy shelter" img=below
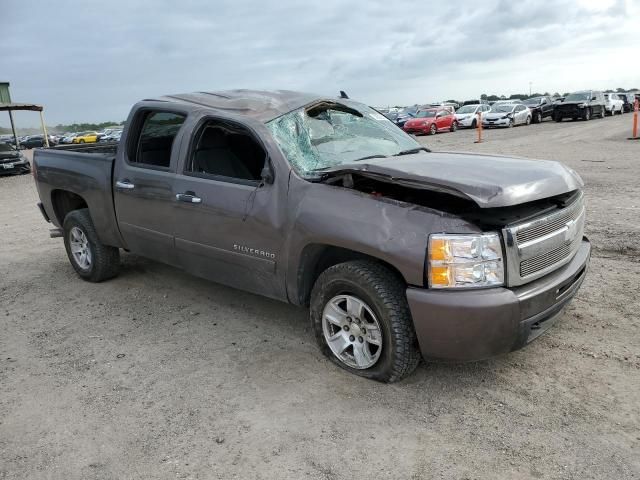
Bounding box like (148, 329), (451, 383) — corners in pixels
(0, 102), (50, 150)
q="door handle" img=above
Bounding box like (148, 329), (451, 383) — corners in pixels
(115, 180), (135, 189)
(176, 192), (202, 204)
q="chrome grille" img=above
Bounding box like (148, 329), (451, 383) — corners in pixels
(520, 235), (582, 277)
(503, 193), (585, 286)
(516, 198), (583, 244)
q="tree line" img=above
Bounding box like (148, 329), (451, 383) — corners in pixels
(0, 120), (124, 136)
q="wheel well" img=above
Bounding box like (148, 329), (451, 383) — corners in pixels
(297, 244), (406, 306)
(51, 190), (88, 225)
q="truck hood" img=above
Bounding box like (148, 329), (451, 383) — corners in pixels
(321, 151), (583, 208)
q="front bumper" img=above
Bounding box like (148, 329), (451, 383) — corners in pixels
(483, 118), (511, 127)
(406, 237), (590, 361)
(456, 117), (475, 127)
(403, 125), (430, 134)
(0, 158), (30, 175)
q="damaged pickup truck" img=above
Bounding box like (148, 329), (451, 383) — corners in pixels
(33, 90), (590, 382)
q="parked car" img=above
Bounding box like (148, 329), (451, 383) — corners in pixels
(604, 93), (624, 115)
(32, 90), (590, 382)
(483, 103), (531, 128)
(100, 130), (123, 142)
(523, 96), (555, 123)
(462, 99), (488, 106)
(0, 142), (30, 175)
(454, 104), (491, 128)
(19, 135), (47, 149)
(403, 108), (457, 135)
(554, 90), (605, 121)
(72, 131), (100, 144)
(620, 93), (634, 112)
(394, 106), (418, 128)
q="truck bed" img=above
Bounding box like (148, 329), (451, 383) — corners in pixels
(33, 146), (123, 248)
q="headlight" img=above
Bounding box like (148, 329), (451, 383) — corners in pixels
(428, 233), (504, 289)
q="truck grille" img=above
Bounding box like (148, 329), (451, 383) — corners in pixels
(503, 193), (585, 286)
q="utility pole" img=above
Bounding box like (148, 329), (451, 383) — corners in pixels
(529, 82), (532, 97)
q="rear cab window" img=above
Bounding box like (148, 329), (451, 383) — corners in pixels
(127, 111), (186, 169)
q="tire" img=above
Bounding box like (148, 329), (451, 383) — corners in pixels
(583, 108), (591, 121)
(535, 112), (542, 124)
(600, 108), (605, 119)
(63, 208), (120, 282)
(79, 139), (85, 144)
(555, 114), (563, 122)
(450, 121), (458, 132)
(525, 115), (531, 125)
(429, 124), (437, 135)
(310, 260), (421, 383)
(508, 119), (514, 128)
(471, 119), (477, 128)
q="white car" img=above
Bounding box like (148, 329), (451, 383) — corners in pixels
(454, 104), (491, 128)
(604, 93), (624, 115)
(482, 103), (531, 128)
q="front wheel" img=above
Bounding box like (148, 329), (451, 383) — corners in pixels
(555, 114), (563, 122)
(535, 112), (542, 123)
(63, 208), (120, 282)
(450, 121), (458, 132)
(429, 124), (437, 135)
(525, 115), (531, 125)
(310, 260), (421, 382)
(600, 108), (606, 119)
(583, 108), (591, 121)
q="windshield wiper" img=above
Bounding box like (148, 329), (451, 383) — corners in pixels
(393, 147), (430, 156)
(353, 154), (389, 162)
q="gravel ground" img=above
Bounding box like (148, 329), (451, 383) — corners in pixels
(1, 113), (639, 479)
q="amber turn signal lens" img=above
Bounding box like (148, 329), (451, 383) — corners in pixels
(429, 238), (449, 262)
(429, 266), (450, 287)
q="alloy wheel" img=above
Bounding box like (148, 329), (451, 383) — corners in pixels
(69, 226), (92, 270)
(322, 294), (383, 369)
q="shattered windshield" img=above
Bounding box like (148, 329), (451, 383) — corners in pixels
(266, 102), (420, 176)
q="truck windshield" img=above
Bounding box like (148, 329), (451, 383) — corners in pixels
(565, 93), (590, 102)
(267, 102), (420, 176)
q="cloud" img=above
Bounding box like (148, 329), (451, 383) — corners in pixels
(0, 0), (637, 126)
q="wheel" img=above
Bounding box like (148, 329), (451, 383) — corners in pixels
(555, 114), (563, 122)
(471, 118), (477, 128)
(536, 112), (543, 123)
(450, 121), (457, 132)
(429, 124), (437, 135)
(508, 119), (514, 128)
(583, 108), (591, 121)
(600, 108), (605, 119)
(310, 260), (421, 382)
(79, 139), (85, 143)
(63, 208), (120, 282)
(525, 115), (531, 125)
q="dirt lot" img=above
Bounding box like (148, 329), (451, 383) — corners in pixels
(1, 114), (639, 479)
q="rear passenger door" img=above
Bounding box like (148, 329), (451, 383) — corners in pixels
(113, 109), (187, 266)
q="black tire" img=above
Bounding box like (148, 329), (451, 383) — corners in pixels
(450, 121), (458, 132)
(600, 108), (605, 119)
(583, 108), (591, 121)
(63, 208), (120, 282)
(429, 124), (437, 135)
(471, 119), (477, 128)
(310, 260), (421, 383)
(555, 114), (563, 122)
(79, 139), (85, 144)
(508, 119), (514, 128)
(535, 111), (542, 123)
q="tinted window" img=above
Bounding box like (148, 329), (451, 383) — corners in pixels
(132, 111), (186, 168)
(186, 121), (265, 182)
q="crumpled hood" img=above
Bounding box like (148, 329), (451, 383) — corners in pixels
(484, 111), (512, 119)
(322, 151), (583, 208)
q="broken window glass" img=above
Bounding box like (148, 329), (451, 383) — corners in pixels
(267, 102), (419, 176)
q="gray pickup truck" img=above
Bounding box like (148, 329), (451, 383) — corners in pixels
(33, 90), (590, 382)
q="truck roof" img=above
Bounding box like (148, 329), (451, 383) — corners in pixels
(149, 89), (323, 123)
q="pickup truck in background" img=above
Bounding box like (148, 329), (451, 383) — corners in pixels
(33, 90), (590, 382)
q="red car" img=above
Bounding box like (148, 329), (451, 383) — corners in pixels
(403, 108), (458, 135)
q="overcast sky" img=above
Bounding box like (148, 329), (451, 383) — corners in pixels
(1, 0), (638, 127)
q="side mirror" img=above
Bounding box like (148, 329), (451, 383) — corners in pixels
(261, 163), (274, 184)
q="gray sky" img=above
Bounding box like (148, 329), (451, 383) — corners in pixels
(1, 0), (638, 127)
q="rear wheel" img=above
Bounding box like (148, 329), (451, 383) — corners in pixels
(310, 260), (421, 382)
(63, 209), (120, 282)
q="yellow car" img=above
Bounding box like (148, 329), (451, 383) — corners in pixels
(72, 131), (99, 144)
